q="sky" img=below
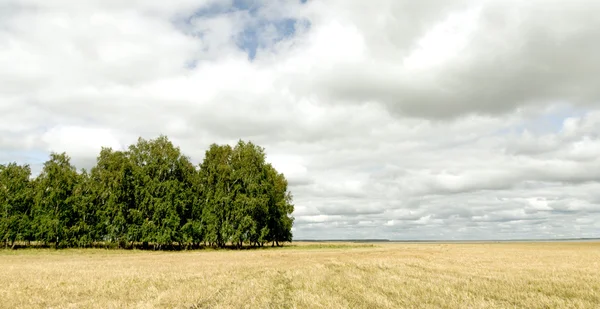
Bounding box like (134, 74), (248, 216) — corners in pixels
(1, 0), (600, 240)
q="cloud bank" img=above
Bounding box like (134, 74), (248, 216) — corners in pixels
(2, 0), (599, 239)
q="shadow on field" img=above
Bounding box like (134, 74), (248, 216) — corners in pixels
(4, 240), (378, 251)
(3, 241), (298, 251)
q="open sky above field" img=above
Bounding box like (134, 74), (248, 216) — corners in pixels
(1, 0), (600, 240)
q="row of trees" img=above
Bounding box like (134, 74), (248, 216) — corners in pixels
(0, 136), (294, 249)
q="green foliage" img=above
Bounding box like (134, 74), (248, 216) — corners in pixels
(69, 169), (97, 247)
(32, 153), (79, 248)
(90, 148), (134, 247)
(199, 144), (233, 247)
(0, 163), (33, 248)
(199, 141), (294, 248)
(127, 136), (197, 248)
(264, 163), (294, 245)
(0, 136), (294, 249)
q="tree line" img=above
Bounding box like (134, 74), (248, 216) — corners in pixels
(0, 136), (294, 249)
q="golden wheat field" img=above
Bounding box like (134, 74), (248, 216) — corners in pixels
(0, 242), (599, 309)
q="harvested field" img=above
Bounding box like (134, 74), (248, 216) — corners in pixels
(1, 242), (599, 308)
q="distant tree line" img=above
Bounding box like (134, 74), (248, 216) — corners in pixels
(0, 136), (294, 249)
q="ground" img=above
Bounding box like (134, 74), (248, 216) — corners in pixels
(1, 242), (599, 308)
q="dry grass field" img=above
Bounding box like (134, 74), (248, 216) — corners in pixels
(1, 242), (599, 309)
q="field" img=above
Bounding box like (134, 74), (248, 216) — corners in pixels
(1, 242), (599, 309)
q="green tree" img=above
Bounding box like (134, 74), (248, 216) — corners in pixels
(68, 169), (98, 247)
(229, 141), (270, 248)
(90, 148), (135, 248)
(1, 135), (293, 250)
(199, 144), (233, 247)
(0, 163), (34, 249)
(33, 153), (79, 248)
(263, 163), (294, 246)
(127, 136), (196, 249)
(199, 141), (294, 248)
(180, 167), (203, 249)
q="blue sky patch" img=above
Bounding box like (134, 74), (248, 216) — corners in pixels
(238, 17), (299, 59)
(491, 104), (587, 137)
(175, 0), (310, 61)
(524, 105), (586, 135)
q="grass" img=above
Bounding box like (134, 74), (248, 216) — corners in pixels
(1, 242), (599, 308)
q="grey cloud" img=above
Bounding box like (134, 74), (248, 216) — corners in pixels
(286, 176), (313, 187)
(316, 202), (387, 216)
(298, 0), (600, 119)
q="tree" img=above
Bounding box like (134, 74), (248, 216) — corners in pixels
(229, 141), (270, 248)
(180, 166), (203, 249)
(199, 144), (233, 247)
(127, 136), (196, 249)
(69, 169), (98, 247)
(0, 163), (34, 249)
(263, 163), (294, 246)
(33, 153), (79, 248)
(90, 148), (135, 248)
(1, 135), (294, 249)
(199, 141), (294, 248)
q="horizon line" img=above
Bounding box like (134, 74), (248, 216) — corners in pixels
(294, 237), (600, 242)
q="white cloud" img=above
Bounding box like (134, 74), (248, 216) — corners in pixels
(41, 126), (122, 168)
(1, 0), (599, 239)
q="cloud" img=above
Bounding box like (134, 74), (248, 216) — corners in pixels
(41, 125), (123, 168)
(1, 0), (599, 239)
(289, 0), (600, 118)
